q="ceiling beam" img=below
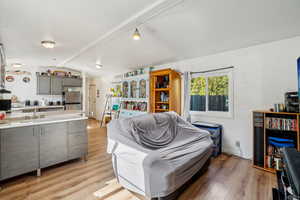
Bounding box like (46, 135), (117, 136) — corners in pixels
(60, 0), (184, 66)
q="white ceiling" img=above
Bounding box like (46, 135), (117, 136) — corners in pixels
(1, 0), (300, 78)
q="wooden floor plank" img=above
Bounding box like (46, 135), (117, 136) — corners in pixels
(0, 119), (276, 200)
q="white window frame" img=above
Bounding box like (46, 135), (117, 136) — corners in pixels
(190, 69), (234, 118)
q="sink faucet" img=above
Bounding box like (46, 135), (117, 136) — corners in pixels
(33, 108), (38, 118)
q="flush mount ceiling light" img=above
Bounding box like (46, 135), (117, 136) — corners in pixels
(11, 63), (23, 68)
(96, 63), (103, 69)
(132, 28), (141, 40)
(41, 40), (56, 49)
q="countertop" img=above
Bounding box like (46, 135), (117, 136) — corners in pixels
(0, 111), (88, 129)
(11, 105), (64, 111)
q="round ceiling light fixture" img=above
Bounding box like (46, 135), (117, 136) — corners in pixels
(96, 63), (103, 69)
(41, 40), (56, 49)
(11, 63), (23, 68)
(132, 28), (141, 40)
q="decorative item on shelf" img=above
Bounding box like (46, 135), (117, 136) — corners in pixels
(139, 102), (147, 111)
(23, 77), (30, 83)
(116, 85), (122, 97)
(155, 75), (169, 88)
(124, 68), (146, 78)
(5, 76), (14, 82)
(11, 95), (18, 103)
(274, 103), (285, 112)
(6, 70), (31, 76)
(53, 70), (67, 77)
(121, 101), (147, 112)
(160, 92), (169, 102)
(138, 68), (144, 75)
(122, 81), (129, 98)
(112, 105), (119, 111)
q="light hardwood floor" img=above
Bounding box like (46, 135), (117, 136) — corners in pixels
(0, 119), (276, 200)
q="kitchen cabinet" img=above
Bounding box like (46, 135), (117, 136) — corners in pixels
(67, 120), (87, 160)
(0, 126), (39, 180)
(62, 77), (82, 87)
(37, 75), (51, 95)
(50, 76), (63, 95)
(37, 75), (82, 95)
(39, 123), (68, 168)
(0, 119), (87, 181)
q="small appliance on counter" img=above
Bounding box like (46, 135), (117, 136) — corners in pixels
(0, 43), (12, 112)
(0, 99), (11, 112)
(34, 100), (39, 106)
(25, 100), (31, 106)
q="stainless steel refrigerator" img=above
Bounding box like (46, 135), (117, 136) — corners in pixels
(63, 87), (82, 110)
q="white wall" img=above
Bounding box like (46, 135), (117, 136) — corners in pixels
(5, 66), (83, 104)
(153, 36), (300, 159)
(6, 66), (62, 102)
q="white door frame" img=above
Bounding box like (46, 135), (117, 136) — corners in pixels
(88, 84), (96, 119)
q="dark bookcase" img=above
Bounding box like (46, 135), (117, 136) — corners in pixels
(253, 111), (300, 173)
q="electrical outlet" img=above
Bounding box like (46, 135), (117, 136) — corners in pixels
(235, 141), (240, 147)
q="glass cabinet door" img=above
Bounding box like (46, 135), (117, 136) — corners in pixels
(122, 81), (129, 98)
(139, 79), (147, 98)
(130, 80), (137, 98)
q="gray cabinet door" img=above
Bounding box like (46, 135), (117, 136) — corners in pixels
(51, 76), (63, 95)
(0, 126), (39, 180)
(62, 78), (82, 87)
(40, 123), (68, 168)
(37, 75), (51, 95)
(67, 120), (87, 160)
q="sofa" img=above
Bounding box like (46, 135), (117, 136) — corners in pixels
(107, 112), (213, 199)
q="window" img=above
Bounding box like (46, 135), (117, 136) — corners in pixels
(190, 69), (233, 118)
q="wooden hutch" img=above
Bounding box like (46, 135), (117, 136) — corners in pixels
(253, 110), (300, 173)
(150, 69), (181, 114)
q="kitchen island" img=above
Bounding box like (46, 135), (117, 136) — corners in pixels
(0, 111), (88, 184)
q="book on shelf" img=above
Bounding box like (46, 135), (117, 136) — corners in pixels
(265, 117), (297, 131)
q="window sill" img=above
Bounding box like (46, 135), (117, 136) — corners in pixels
(190, 111), (234, 119)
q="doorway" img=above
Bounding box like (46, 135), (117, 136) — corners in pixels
(88, 84), (96, 119)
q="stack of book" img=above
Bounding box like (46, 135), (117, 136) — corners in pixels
(266, 137), (295, 170)
(265, 117), (297, 131)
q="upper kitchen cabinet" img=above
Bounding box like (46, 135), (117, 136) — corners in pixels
(51, 76), (63, 95)
(37, 75), (51, 95)
(37, 74), (82, 95)
(62, 78), (82, 87)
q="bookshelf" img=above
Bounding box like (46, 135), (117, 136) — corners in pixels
(253, 110), (300, 173)
(150, 69), (181, 114)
